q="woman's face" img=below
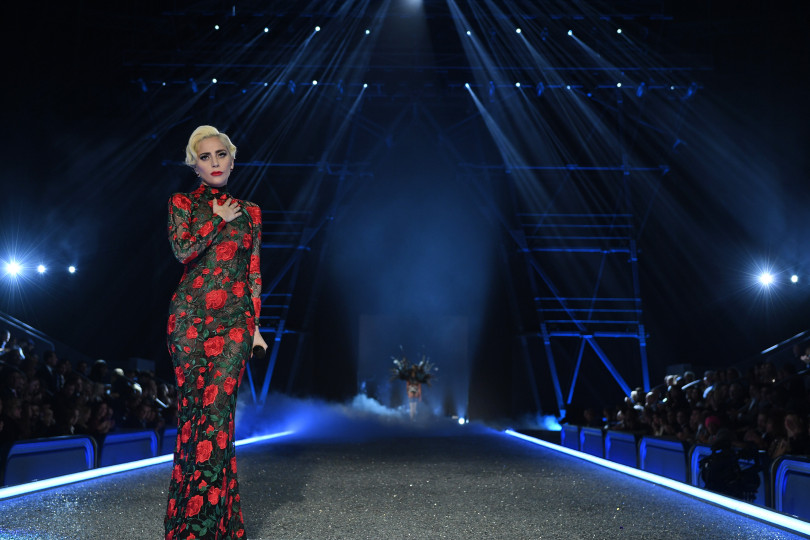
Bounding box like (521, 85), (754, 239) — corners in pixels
(195, 136), (233, 188)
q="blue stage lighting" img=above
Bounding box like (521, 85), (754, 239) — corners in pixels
(315, 26), (321, 32)
(617, 82), (622, 88)
(536, 82), (544, 96)
(264, 27), (269, 33)
(68, 266), (76, 274)
(212, 78), (218, 84)
(161, 82), (166, 86)
(465, 83), (470, 89)
(37, 264), (46, 274)
(5, 261), (21, 277)
(214, 24), (220, 30)
(363, 83), (368, 89)
(515, 82), (521, 87)
(566, 85), (571, 90)
(568, 30), (573, 36)
(636, 82), (645, 97)
(264, 82), (268, 87)
(365, 29), (370, 35)
(617, 28), (622, 34)
(759, 272), (774, 286)
(138, 79), (147, 93)
(189, 78), (198, 93)
(466, 30), (471, 36)
(312, 80), (318, 86)
(516, 28), (521, 34)
(791, 274), (799, 283)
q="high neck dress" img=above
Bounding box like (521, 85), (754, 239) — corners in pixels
(164, 182), (263, 539)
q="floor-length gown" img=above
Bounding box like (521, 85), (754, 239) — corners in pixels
(164, 182), (263, 539)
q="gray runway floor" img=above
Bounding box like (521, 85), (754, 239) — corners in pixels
(0, 421), (805, 539)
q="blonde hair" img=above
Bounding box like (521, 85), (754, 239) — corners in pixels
(184, 125), (237, 167)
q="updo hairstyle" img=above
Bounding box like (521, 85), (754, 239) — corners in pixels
(184, 125), (237, 167)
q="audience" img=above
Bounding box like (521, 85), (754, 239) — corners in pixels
(0, 330), (175, 450)
(595, 351), (810, 461)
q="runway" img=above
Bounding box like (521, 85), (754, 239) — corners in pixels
(0, 421), (803, 539)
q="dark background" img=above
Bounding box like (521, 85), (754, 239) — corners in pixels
(3, 1), (809, 419)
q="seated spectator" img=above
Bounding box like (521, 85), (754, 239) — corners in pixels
(38, 350), (61, 396)
(89, 359), (109, 384)
(0, 396), (23, 443)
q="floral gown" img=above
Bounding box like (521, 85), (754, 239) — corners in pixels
(165, 182), (262, 539)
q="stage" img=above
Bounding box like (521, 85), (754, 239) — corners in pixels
(0, 421), (802, 539)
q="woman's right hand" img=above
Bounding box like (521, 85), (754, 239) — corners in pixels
(213, 198), (243, 222)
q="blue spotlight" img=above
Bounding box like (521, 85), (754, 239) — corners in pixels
(617, 28), (622, 34)
(458, 417), (466, 425)
(138, 78), (147, 93)
(636, 82), (645, 97)
(365, 29), (370, 35)
(363, 83), (368, 88)
(312, 80), (318, 86)
(214, 24), (220, 30)
(315, 26), (321, 32)
(189, 78), (198, 93)
(515, 82), (520, 88)
(465, 82), (470, 89)
(264, 27), (269, 33)
(264, 82), (268, 87)
(791, 274), (799, 283)
(488, 81), (495, 97)
(536, 82), (544, 96)
(5, 261), (21, 277)
(68, 266), (77, 274)
(616, 82), (622, 88)
(37, 264), (46, 274)
(568, 30), (573, 36)
(758, 272), (774, 286)
(212, 78), (218, 84)
(466, 30), (471, 36)
(288, 80), (296, 93)
(515, 28), (521, 34)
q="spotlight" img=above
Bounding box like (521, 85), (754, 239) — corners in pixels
(68, 266), (77, 274)
(5, 261), (21, 277)
(464, 82), (470, 89)
(212, 78), (218, 84)
(536, 82), (544, 96)
(363, 83), (368, 88)
(758, 272), (774, 286)
(365, 29), (370, 35)
(566, 85), (571, 90)
(568, 30), (573, 36)
(516, 28), (521, 34)
(617, 28), (622, 34)
(161, 82), (166, 86)
(214, 24), (220, 30)
(458, 417), (466, 425)
(37, 265), (46, 274)
(190, 78), (198, 93)
(312, 80), (318, 85)
(264, 27), (269, 33)
(315, 26), (321, 32)
(617, 82), (622, 88)
(791, 275), (799, 283)
(515, 82), (521, 87)
(264, 82), (268, 87)
(636, 82), (645, 98)
(670, 85), (675, 90)
(466, 30), (471, 36)
(138, 78), (147, 93)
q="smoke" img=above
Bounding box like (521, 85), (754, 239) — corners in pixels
(234, 392), (470, 442)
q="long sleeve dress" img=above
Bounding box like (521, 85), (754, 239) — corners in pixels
(164, 182), (262, 540)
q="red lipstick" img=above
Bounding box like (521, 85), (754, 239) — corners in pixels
(211, 171), (223, 176)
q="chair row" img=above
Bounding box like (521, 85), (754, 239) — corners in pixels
(560, 425), (810, 521)
(0, 427), (178, 487)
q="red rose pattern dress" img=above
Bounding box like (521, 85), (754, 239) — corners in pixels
(165, 182), (263, 539)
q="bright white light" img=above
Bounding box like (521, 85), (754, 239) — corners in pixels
(264, 82), (268, 87)
(465, 82), (470, 89)
(515, 82), (521, 87)
(161, 82), (166, 86)
(516, 28), (522, 34)
(791, 274), (799, 283)
(5, 261), (21, 277)
(315, 26), (321, 32)
(566, 85), (571, 90)
(759, 272), (774, 286)
(671, 85), (675, 90)
(617, 82), (622, 87)
(466, 30), (471, 36)
(458, 417), (466, 425)
(68, 266), (77, 274)
(568, 30), (573, 36)
(363, 83), (368, 88)
(312, 80), (318, 85)
(214, 24), (220, 30)
(264, 27), (269, 33)
(212, 78), (218, 84)
(617, 28), (622, 34)
(37, 264), (46, 274)
(503, 430), (810, 538)
(365, 29), (370, 35)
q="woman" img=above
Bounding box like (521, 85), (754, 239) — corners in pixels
(165, 125), (267, 539)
